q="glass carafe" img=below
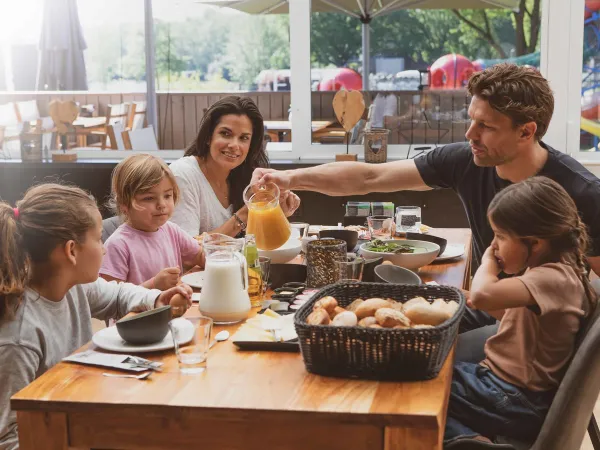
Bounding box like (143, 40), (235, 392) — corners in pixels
(198, 234), (250, 324)
(243, 182), (291, 250)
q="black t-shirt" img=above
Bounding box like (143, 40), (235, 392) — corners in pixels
(414, 142), (600, 270)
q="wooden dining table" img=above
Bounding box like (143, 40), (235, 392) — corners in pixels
(12, 228), (471, 450)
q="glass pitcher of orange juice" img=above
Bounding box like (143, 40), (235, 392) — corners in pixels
(243, 182), (291, 250)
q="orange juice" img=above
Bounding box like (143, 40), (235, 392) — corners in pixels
(246, 201), (291, 250)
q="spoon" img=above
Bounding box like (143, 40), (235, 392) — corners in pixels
(102, 372), (151, 380)
(209, 330), (230, 349)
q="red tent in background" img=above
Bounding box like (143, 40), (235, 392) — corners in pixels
(317, 68), (362, 91)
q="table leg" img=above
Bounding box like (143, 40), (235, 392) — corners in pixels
(17, 411), (79, 450)
(384, 426), (442, 450)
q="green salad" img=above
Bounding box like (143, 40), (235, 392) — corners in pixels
(365, 239), (425, 254)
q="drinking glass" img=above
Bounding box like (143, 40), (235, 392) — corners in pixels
(258, 256), (271, 296)
(290, 222), (310, 239)
(395, 206), (422, 233)
(172, 316), (212, 374)
(334, 256), (364, 282)
(367, 215), (394, 240)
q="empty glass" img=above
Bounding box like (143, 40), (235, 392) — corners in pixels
(367, 215), (395, 240)
(290, 222), (310, 239)
(258, 256), (271, 296)
(172, 316), (212, 374)
(396, 206), (422, 233)
(334, 257), (364, 282)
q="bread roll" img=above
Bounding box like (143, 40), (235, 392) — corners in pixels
(330, 306), (346, 319)
(313, 296), (338, 314)
(358, 316), (378, 327)
(412, 324), (434, 329)
(390, 301), (405, 312)
(332, 311), (358, 327)
(369, 324), (383, 329)
(404, 302), (450, 326)
(382, 261), (394, 265)
(375, 308), (412, 328)
(346, 299), (364, 313)
(403, 296), (429, 309)
(446, 300), (459, 315)
(306, 309), (331, 325)
(355, 298), (392, 319)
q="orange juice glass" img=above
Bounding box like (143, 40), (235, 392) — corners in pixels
(243, 182), (291, 250)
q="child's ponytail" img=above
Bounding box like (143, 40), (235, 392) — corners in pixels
(0, 203), (28, 321)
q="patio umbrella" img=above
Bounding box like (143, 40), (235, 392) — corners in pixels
(197, 0), (519, 89)
(36, 0), (88, 91)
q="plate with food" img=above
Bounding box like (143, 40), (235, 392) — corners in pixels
(359, 239), (440, 270)
(232, 309), (299, 352)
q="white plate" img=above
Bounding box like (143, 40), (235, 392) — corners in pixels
(92, 318), (195, 353)
(181, 271), (205, 289)
(436, 244), (465, 262)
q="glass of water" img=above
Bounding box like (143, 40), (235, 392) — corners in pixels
(367, 215), (395, 240)
(396, 206), (422, 233)
(173, 316), (212, 374)
(334, 256), (364, 282)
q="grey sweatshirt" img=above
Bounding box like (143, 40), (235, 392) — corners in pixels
(0, 278), (161, 450)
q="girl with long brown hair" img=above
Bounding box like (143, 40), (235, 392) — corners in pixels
(445, 176), (597, 449)
(169, 95), (300, 237)
(0, 184), (192, 449)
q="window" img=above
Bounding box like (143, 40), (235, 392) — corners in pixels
(301, 1), (543, 160)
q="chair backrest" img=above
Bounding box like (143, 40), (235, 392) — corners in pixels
(15, 100), (40, 123)
(107, 122), (126, 150)
(102, 216), (123, 243)
(530, 281), (600, 450)
(106, 103), (130, 128)
(122, 125), (159, 151)
(128, 101), (147, 130)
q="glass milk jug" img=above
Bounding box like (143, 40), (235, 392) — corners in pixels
(243, 182), (291, 251)
(198, 234), (250, 324)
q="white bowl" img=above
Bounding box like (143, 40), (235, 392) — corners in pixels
(258, 238), (302, 264)
(359, 239), (440, 270)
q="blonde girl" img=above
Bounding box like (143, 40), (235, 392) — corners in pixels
(0, 184), (191, 449)
(100, 154), (204, 291)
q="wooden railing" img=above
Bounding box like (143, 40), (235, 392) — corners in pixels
(0, 90), (470, 149)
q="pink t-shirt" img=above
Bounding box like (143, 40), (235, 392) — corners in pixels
(100, 222), (200, 285)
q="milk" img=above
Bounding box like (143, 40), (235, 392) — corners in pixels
(199, 255), (250, 324)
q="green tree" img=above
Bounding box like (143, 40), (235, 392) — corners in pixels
(310, 13), (361, 67)
(225, 15), (290, 88)
(154, 20), (187, 88)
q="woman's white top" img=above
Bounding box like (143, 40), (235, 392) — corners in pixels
(170, 156), (233, 236)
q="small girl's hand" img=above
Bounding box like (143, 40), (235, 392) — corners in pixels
(154, 267), (181, 290)
(482, 247), (501, 274)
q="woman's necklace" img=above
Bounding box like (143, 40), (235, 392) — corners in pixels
(199, 160), (229, 200)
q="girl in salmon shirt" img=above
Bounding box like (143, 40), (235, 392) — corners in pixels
(444, 176), (597, 449)
(100, 154), (205, 310)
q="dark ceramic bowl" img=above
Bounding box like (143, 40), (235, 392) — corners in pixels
(361, 256), (383, 282)
(374, 264), (421, 285)
(405, 232), (447, 256)
(116, 305), (172, 345)
(269, 264), (307, 290)
(319, 229), (359, 252)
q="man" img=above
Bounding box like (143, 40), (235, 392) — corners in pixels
(252, 63), (600, 332)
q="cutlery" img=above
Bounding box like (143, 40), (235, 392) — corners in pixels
(102, 372), (151, 380)
(209, 330), (230, 349)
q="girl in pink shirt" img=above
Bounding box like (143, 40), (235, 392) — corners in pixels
(100, 154), (204, 297)
(445, 177), (597, 449)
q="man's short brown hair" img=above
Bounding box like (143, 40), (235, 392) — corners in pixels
(467, 63), (554, 140)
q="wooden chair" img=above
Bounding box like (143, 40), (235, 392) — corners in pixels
(127, 101), (147, 130)
(122, 125), (158, 150)
(89, 103), (130, 150)
(107, 122), (127, 150)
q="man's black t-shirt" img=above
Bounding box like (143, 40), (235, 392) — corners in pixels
(414, 142), (600, 270)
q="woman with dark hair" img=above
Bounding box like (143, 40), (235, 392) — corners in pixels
(170, 96), (300, 237)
